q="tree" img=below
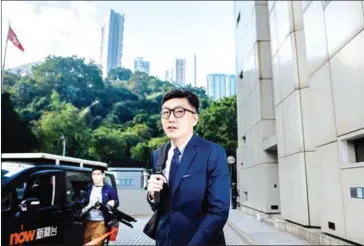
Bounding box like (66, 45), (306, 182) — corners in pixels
(32, 55), (105, 109)
(182, 84), (211, 110)
(88, 126), (145, 167)
(127, 124), (152, 140)
(113, 102), (134, 123)
(196, 96), (237, 157)
(50, 90), (63, 110)
(33, 103), (91, 158)
(131, 142), (150, 167)
(88, 126), (127, 163)
(4, 55), (237, 168)
(133, 113), (149, 125)
(108, 67), (132, 81)
(1, 92), (39, 153)
(2, 71), (19, 87)
(147, 136), (169, 151)
(131, 135), (169, 168)
(125, 71), (149, 98)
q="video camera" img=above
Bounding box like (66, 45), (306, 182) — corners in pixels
(94, 201), (137, 228)
(71, 199), (89, 223)
(71, 199), (137, 228)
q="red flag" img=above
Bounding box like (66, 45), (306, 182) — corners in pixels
(8, 27), (24, 52)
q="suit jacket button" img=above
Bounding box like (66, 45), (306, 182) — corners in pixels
(170, 209), (173, 213)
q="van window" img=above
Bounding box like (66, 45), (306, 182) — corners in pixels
(65, 171), (91, 203)
(21, 174), (59, 208)
(16, 182), (27, 200)
(2, 191), (12, 211)
(1, 183), (26, 211)
(104, 175), (112, 187)
(1, 162), (33, 185)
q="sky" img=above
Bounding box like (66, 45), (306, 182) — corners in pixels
(2, 1), (236, 88)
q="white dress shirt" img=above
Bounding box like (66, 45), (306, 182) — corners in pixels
(162, 133), (193, 184)
(148, 134), (194, 202)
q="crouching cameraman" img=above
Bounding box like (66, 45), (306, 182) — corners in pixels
(83, 166), (119, 246)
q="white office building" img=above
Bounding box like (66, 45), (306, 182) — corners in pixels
(234, 1), (364, 245)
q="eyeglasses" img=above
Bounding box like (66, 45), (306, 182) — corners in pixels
(160, 107), (196, 119)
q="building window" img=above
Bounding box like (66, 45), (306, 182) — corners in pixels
(340, 131), (364, 165)
(354, 137), (364, 163)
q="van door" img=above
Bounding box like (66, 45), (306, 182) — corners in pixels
(2, 170), (67, 245)
(104, 173), (118, 191)
(62, 170), (92, 245)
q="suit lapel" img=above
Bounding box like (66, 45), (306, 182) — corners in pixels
(171, 134), (201, 198)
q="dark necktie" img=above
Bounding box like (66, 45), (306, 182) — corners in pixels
(169, 147), (181, 190)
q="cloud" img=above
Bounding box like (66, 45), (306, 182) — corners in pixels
(2, 1), (101, 69)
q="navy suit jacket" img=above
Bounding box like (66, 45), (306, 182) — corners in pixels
(149, 134), (230, 246)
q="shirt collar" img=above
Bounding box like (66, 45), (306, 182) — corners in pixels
(170, 133), (194, 154)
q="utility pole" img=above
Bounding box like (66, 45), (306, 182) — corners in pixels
(2, 21), (11, 81)
(60, 135), (66, 156)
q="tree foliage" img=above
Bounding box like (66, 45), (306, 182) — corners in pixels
(108, 67), (132, 81)
(2, 55), (237, 167)
(1, 92), (40, 153)
(196, 96), (237, 157)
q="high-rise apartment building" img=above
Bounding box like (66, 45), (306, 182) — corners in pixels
(164, 68), (174, 82)
(175, 58), (186, 85)
(207, 74), (236, 100)
(206, 74), (226, 100)
(134, 57), (150, 74)
(226, 74), (237, 97)
(165, 70), (170, 81)
(100, 9), (125, 78)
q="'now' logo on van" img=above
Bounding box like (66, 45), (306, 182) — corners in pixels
(9, 230), (36, 245)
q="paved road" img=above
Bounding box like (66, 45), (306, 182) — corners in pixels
(110, 217), (248, 245)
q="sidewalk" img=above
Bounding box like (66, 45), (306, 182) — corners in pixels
(111, 216), (248, 245)
(228, 209), (312, 245)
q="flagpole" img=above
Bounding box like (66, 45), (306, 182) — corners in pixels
(2, 21), (11, 78)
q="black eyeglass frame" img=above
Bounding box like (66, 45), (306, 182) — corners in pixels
(160, 107), (197, 119)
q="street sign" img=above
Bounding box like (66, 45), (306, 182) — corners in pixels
(227, 156), (235, 164)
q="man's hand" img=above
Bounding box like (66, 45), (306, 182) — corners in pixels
(107, 200), (115, 207)
(147, 174), (167, 200)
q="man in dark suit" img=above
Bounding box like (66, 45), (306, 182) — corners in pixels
(147, 89), (230, 246)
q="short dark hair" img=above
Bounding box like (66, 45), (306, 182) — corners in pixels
(92, 166), (105, 174)
(162, 89), (199, 113)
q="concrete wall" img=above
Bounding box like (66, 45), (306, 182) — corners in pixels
(110, 170), (144, 190)
(234, 0), (280, 215)
(117, 188), (154, 216)
(234, 0), (364, 244)
(270, 0), (321, 227)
